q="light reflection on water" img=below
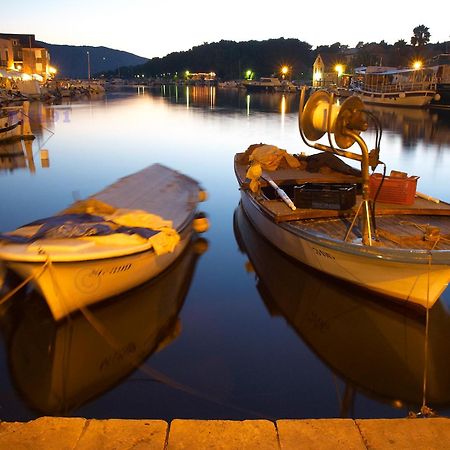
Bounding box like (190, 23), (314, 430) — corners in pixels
(0, 87), (450, 421)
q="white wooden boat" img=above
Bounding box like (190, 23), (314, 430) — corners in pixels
(234, 204), (450, 407)
(0, 164), (208, 320)
(350, 67), (438, 107)
(234, 90), (450, 309)
(243, 77), (282, 93)
(0, 101), (34, 143)
(0, 236), (206, 414)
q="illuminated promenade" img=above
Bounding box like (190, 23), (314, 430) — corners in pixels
(1, 417), (450, 448)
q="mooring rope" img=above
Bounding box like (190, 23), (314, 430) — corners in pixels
(410, 251), (436, 418)
(78, 305), (273, 419)
(420, 252), (434, 417)
(0, 258), (50, 307)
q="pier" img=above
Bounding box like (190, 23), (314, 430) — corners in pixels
(1, 417), (450, 449)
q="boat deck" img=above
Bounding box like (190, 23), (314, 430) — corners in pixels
(90, 164), (200, 230)
(298, 215), (450, 251)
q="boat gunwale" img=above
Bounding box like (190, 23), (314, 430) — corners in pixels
(0, 205), (197, 264)
(241, 188), (450, 265)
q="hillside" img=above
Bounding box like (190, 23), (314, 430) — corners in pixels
(36, 41), (148, 79)
(108, 38), (449, 81)
(118, 38), (314, 80)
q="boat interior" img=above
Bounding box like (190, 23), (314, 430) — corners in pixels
(235, 153), (450, 251)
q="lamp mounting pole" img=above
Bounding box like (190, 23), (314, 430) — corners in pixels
(87, 51), (91, 80)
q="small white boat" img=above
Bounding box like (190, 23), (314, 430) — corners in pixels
(0, 236), (207, 414)
(350, 67), (438, 107)
(0, 101), (34, 143)
(234, 90), (450, 309)
(0, 164), (208, 320)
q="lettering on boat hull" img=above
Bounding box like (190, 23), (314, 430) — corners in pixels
(75, 263), (133, 293)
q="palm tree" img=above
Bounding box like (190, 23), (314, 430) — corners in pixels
(411, 25), (431, 46)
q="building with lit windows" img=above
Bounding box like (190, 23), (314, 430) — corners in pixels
(0, 33), (51, 81)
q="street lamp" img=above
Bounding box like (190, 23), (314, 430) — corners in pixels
(87, 51), (91, 80)
(281, 65), (289, 79)
(335, 64), (344, 77)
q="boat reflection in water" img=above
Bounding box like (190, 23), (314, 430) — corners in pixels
(0, 140), (42, 173)
(366, 104), (450, 146)
(0, 237), (207, 415)
(234, 204), (450, 414)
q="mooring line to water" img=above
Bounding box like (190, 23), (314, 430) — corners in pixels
(79, 305), (274, 420)
(421, 252), (433, 417)
(0, 259), (50, 307)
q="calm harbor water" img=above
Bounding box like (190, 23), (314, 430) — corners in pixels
(1, 86), (450, 421)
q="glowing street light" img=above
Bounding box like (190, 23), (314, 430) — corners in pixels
(245, 69), (254, 80)
(335, 64), (344, 77)
(412, 60), (423, 70)
(280, 65), (290, 80)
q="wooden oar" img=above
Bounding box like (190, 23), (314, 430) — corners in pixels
(262, 174), (296, 211)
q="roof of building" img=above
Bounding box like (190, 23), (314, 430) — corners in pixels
(0, 34), (36, 47)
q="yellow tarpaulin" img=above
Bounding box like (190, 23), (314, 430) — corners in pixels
(245, 144), (301, 192)
(62, 199), (180, 255)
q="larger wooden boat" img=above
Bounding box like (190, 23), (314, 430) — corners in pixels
(0, 164), (208, 320)
(234, 89), (450, 309)
(234, 204), (450, 408)
(350, 67), (438, 107)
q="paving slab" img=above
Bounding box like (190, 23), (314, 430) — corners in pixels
(167, 419), (279, 450)
(76, 419), (168, 450)
(356, 418), (450, 449)
(0, 417), (86, 450)
(277, 419), (366, 450)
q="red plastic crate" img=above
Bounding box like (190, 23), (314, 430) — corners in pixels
(369, 173), (419, 205)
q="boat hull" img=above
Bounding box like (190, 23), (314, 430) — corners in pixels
(352, 90), (435, 107)
(0, 102), (35, 142)
(6, 231), (192, 321)
(240, 192), (450, 308)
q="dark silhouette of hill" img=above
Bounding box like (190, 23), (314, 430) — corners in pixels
(113, 39), (449, 81)
(36, 41), (148, 79)
(116, 38), (314, 80)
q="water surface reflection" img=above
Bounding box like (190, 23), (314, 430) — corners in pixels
(0, 237), (206, 416)
(0, 87), (449, 420)
(234, 204), (450, 416)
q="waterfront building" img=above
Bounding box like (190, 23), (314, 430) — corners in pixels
(0, 33), (51, 81)
(0, 38), (14, 70)
(312, 54), (343, 88)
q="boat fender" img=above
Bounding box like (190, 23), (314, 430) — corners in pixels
(198, 189), (208, 202)
(434, 93), (441, 101)
(193, 212), (209, 233)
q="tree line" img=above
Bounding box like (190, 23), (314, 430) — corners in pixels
(102, 25), (448, 81)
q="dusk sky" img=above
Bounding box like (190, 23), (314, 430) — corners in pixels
(3, 0), (449, 58)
